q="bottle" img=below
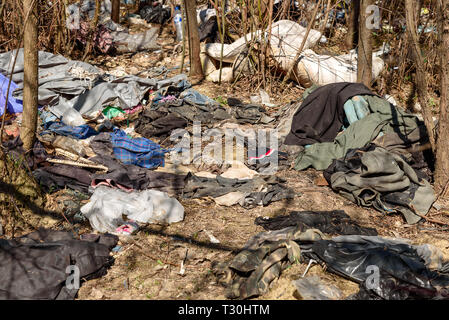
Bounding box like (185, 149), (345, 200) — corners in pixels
(174, 6), (183, 42)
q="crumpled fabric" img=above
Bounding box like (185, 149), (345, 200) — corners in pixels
(110, 128), (167, 169)
(284, 82), (375, 146)
(152, 99), (231, 125)
(33, 164), (94, 194)
(139, 4), (171, 24)
(90, 154), (186, 195)
(254, 210), (378, 236)
(0, 229), (117, 300)
(0, 73), (22, 116)
(41, 121), (98, 139)
(75, 21), (114, 53)
(227, 97), (275, 124)
(294, 94), (422, 170)
(134, 109), (187, 139)
(213, 227), (325, 299)
(182, 173), (294, 209)
(323, 146), (435, 224)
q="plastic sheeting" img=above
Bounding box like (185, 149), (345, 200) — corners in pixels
(306, 235), (449, 300)
(0, 50), (187, 124)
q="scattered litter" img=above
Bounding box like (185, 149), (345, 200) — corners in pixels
(293, 276), (343, 300)
(203, 229), (220, 244)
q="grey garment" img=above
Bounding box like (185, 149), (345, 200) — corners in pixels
(0, 229), (117, 300)
(90, 132), (114, 156)
(0, 49), (186, 118)
(167, 104), (232, 124)
(239, 184), (295, 208)
(295, 95), (421, 170)
(90, 154), (186, 195)
(182, 173), (294, 208)
(326, 147), (434, 224)
(372, 124), (429, 160)
(233, 105), (275, 124)
(227, 98), (275, 124)
(0, 50), (99, 106)
(179, 88), (220, 107)
(111, 28), (160, 53)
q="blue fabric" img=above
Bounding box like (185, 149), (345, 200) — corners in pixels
(179, 88), (219, 106)
(40, 110), (58, 125)
(343, 96), (371, 126)
(353, 96), (370, 120)
(110, 128), (167, 169)
(343, 99), (359, 125)
(41, 121), (98, 139)
(0, 73), (23, 116)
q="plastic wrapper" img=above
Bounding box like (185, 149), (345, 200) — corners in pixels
(80, 186), (184, 233)
(292, 276), (343, 300)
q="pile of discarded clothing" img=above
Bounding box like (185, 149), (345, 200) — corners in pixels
(214, 211), (449, 300)
(282, 82), (435, 224)
(0, 47), (292, 235)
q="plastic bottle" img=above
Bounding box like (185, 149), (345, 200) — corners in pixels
(174, 6), (183, 42)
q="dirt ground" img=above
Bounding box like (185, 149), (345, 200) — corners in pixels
(74, 165), (449, 300)
(5, 20), (449, 301)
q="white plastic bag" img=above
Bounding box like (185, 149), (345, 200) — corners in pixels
(296, 49), (385, 87)
(205, 20), (322, 65)
(81, 186), (184, 233)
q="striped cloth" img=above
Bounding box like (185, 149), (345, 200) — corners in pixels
(110, 128), (166, 169)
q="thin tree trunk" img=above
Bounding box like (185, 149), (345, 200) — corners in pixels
(357, 0), (373, 87)
(434, 0), (449, 195)
(218, 0), (226, 85)
(83, 0), (101, 61)
(346, 0), (360, 49)
(111, 0), (120, 23)
(184, 0), (204, 81)
(21, 0), (39, 151)
(405, 0), (436, 151)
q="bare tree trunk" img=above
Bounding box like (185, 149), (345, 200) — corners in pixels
(111, 0), (120, 23)
(405, 0), (436, 151)
(83, 0), (101, 61)
(184, 0), (204, 81)
(346, 0), (360, 49)
(21, 0), (38, 151)
(357, 0), (373, 87)
(434, 0), (449, 195)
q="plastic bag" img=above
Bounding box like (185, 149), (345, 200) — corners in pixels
(296, 49), (385, 87)
(80, 186), (184, 233)
(292, 276), (343, 300)
(205, 20), (322, 65)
